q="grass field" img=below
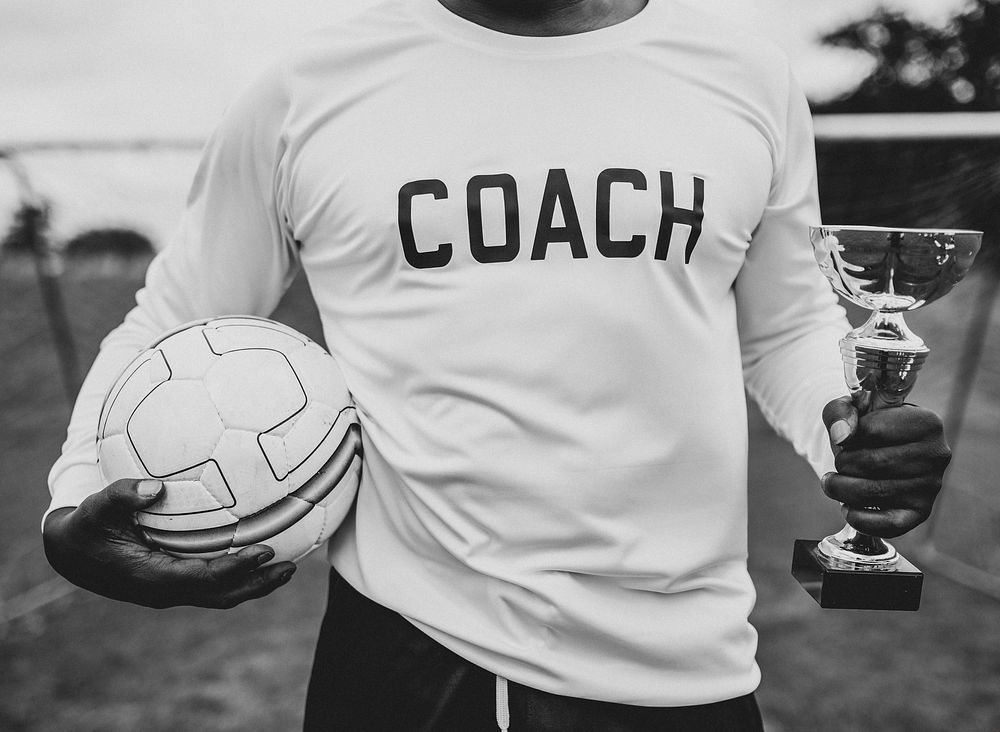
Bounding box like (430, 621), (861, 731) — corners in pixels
(1, 254), (998, 731)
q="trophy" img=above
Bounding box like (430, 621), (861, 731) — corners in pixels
(792, 225), (981, 610)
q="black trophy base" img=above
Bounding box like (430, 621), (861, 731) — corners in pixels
(791, 539), (923, 610)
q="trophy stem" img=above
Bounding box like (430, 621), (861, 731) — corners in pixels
(852, 310), (924, 349)
(817, 309), (929, 567)
(819, 524), (898, 565)
(840, 311), (929, 412)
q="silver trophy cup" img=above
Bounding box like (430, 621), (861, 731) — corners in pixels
(793, 225), (981, 609)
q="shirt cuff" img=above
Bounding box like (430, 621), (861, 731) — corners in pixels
(42, 462), (104, 532)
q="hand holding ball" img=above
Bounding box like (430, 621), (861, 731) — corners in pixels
(96, 316), (361, 565)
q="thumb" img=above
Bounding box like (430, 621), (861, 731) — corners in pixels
(99, 478), (165, 518)
(822, 394), (858, 446)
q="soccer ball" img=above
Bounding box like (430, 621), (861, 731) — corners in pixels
(96, 316), (361, 564)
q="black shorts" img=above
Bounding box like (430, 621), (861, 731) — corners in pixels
(304, 568), (764, 732)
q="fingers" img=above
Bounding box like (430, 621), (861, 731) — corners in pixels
(206, 546), (276, 581)
(822, 399), (950, 452)
(818, 400), (951, 539)
(82, 479), (164, 525)
(822, 472), (939, 537)
(850, 405), (950, 449)
(209, 561), (298, 609)
(835, 441), (952, 480)
(822, 472), (940, 509)
(822, 395), (858, 447)
(840, 504), (929, 539)
(141, 546), (297, 609)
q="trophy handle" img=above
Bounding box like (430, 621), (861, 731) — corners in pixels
(819, 310), (929, 565)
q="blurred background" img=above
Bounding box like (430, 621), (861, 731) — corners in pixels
(1, 1), (998, 730)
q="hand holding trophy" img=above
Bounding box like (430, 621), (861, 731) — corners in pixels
(793, 225), (982, 610)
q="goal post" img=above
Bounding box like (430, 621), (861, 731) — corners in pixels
(813, 111), (1000, 141)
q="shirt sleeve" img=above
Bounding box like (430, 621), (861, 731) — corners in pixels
(45, 66), (300, 522)
(735, 66), (849, 478)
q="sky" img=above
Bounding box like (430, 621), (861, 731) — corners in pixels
(0, 0), (971, 245)
(0, 0), (971, 142)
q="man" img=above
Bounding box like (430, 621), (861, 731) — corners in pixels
(43, 1), (951, 729)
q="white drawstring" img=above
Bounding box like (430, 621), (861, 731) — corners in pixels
(495, 675), (510, 731)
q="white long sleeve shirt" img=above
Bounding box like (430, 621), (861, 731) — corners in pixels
(49, 0), (849, 706)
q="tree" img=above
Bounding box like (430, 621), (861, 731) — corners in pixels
(1, 202), (50, 256)
(815, 0), (1000, 112)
